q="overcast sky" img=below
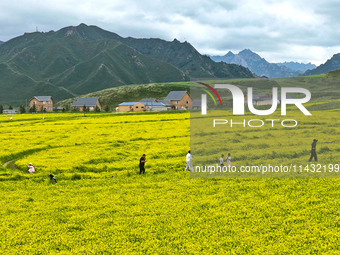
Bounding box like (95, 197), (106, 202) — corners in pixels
(1, 0), (339, 65)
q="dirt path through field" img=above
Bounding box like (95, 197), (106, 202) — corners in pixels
(2, 160), (18, 170)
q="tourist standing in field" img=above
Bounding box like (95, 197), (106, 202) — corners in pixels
(309, 139), (318, 161)
(139, 154), (146, 174)
(226, 153), (231, 166)
(185, 150), (193, 171)
(220, 154), (224, 167)
(27, 163), (35, 173)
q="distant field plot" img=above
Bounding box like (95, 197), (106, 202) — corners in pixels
(190, 105), (340, 178)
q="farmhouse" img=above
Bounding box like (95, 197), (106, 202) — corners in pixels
(144, 101), (167, 111)
(163, 91), (192, 110)
(2, 109), (17, 114)
(245, 94), (293, 106)
(71, 97), (101, 112)
(29, 96), (53, 112)
(255, 97), (279, 106)
(192, 99), (202, 110)
(140, 98), (159, 104)
(140, 98), (167, 111)
(117, 102), (146, 112)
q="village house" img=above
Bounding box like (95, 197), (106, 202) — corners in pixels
(117, 102), (146, 112)
(2, 109), (17, 114)
(29, 96), (53, 112)
(163, 91), (192, 110)
(245, 94), (293, 106)
(255, 97), (279, 106)
(71, 97), (101, 112)
(54, 106), (65, 112)
(140, 98), (159, 104)
(144, 102), (167, 111)
(140, 98), (167, 111)
(192, 99), (202, 110)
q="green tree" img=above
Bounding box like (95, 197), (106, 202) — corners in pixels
(19, 105), (26, 114)
(29, 104), (36, 113)
(0, 105), (3, 114)
(9, 105), (13, 110)
(83, 105), (87, 116)
(104, 105), (110, 112)
(95, 105), (101, 112)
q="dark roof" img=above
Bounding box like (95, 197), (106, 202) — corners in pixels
(160, 99), (172, 106)
(253, 95), (294, 101)
(249, 94), (294, 101)
(140, 98), (157, 103)
(250, 94), (264, 100)
(164, 91), (188, 101)
(119, 102), (144, 106)
(32, 96), (53, 102)
(71, 97), (99, 107)
(144, 102), (165, 106)
(192, 100), (201, 107)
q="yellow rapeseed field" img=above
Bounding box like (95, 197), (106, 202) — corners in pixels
(0, 110), (340, 254)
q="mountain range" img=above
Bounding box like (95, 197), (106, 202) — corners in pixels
(210, 49), (307, 78)
(304, 53), (340, 76)
(0, 24), (254, 106)
(0, 41), (3, 45)
(54, 24), (254, 79)
(211, 49), (340, 78)
(276, 61), (316, 73)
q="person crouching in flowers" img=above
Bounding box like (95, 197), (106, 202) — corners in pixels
(27, 163), (35, 174)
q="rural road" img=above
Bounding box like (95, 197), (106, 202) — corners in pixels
(2, 160), (18, 170)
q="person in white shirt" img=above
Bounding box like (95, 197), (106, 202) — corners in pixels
(27, 163), (35, 173)
(220, 154), (224, 167)
(185, 150), (193, 171)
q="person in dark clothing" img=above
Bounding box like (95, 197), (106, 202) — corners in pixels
(49, 174), (57, 183)
(139, 154), (146, 174)
(309, 139), (318, 162)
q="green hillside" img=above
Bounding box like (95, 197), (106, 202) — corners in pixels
(326, 69), (340, 78)
(52, 24), (255, 79)
(56, 81), (191, 110)
(0, 24), (256, 106)
(304, 53), (340, 75)
(0, 32), (188, 106)
(122, 38), (254, 78)
(57, 73), (340, 111)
